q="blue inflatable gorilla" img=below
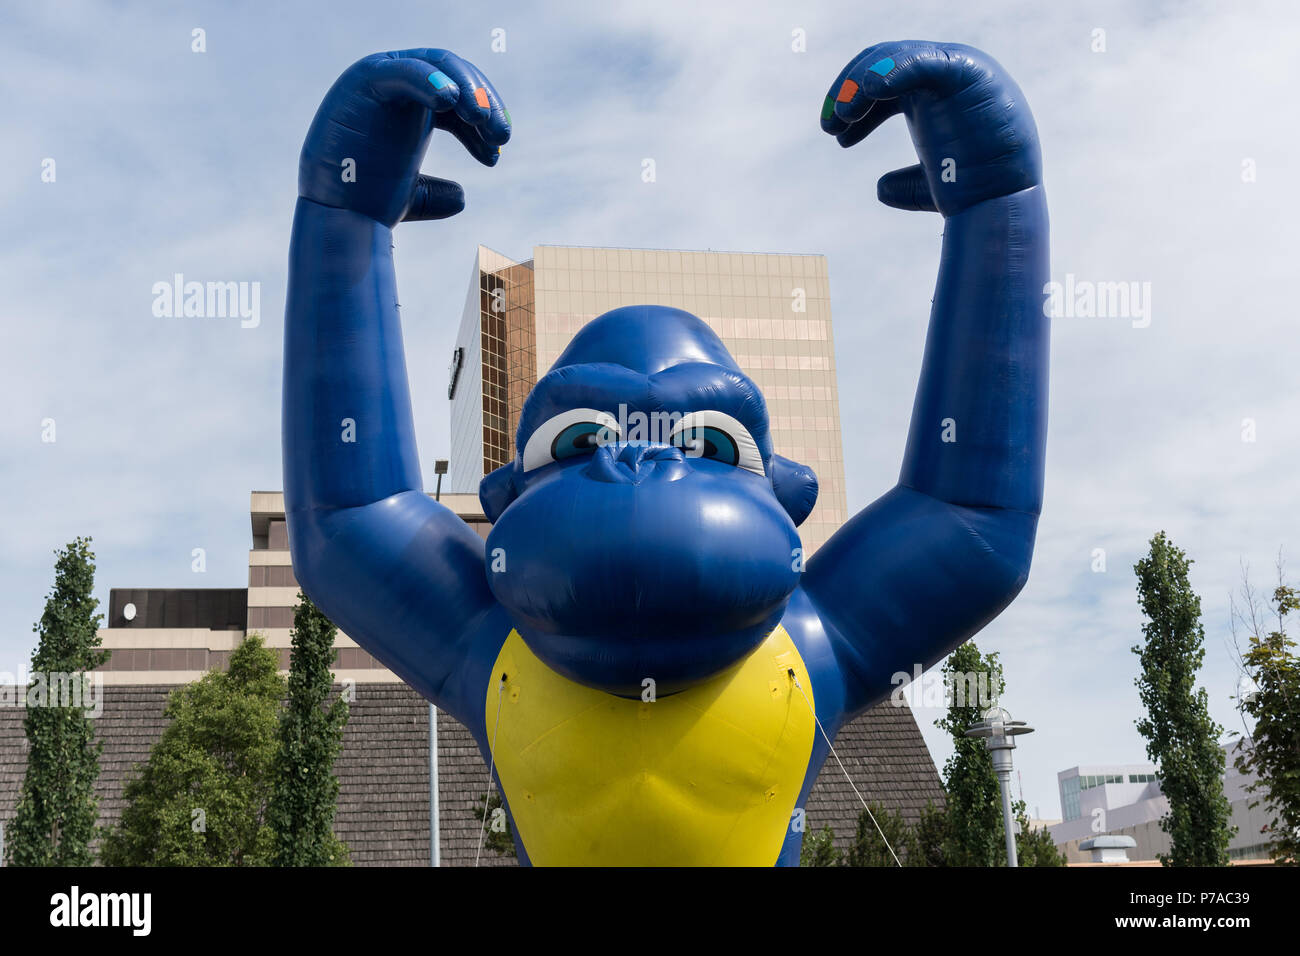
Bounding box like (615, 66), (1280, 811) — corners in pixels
(283, 41), (1048, 866)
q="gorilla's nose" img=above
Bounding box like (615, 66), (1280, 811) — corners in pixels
(584, 442), (689, 484)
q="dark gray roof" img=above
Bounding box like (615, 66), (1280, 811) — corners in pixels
(0, 683), (943, 866)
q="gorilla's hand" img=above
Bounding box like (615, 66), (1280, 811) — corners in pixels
(298, 49), (511, 227)
(820, 40), (1041, 216)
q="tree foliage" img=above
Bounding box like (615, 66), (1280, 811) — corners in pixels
(473, 791), (517, 857)
(4, 538), (108, 867)
(101, 635), (285, 866)
(1231, 567), (1300, 865)
(842, 802), (917, 867)
(1016, 817), (1067, 866)
(911, 801), (950, 867)
(935, 641), (1006, 866)
(267, 593), (350, 866)
(1133, 531), (1233, 866)
(799, 824), (840, 867)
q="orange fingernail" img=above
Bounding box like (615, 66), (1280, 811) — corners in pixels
(474, 87), (490, 109)
(836, 79), (859, 103)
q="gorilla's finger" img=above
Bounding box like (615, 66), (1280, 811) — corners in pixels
(438, 110), (501, 167)
(367, 55), (460, 112)
(402, 175), (466, 221)
(877, 165), (938, 212)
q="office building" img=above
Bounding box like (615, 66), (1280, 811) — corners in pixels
(450, 244), (849, 554)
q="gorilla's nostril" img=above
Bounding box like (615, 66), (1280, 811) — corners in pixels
(584, 442), (688, 484)
(584, 445), (635, 484)
(645, 444), (686, 462)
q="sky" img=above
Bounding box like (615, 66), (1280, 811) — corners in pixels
(1, 0), (1297, 821)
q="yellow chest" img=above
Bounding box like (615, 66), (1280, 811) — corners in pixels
(483, 625), (816, 866)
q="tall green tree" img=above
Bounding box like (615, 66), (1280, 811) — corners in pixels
(5, 538), (109, 866)
(935, 641), (1006, 866)
(1231, 571), (1300, 865)
(101, 635), (285, 866)
(1133, 531), (1233, 866)
(267, 593), (351, 866)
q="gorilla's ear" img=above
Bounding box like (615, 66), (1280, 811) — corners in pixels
(479, 463), (519, 524)
(770, 454), (818, 527)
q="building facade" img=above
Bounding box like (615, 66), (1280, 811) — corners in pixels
(1049, 747), (1275, 863)
(450, 244), (849, 554)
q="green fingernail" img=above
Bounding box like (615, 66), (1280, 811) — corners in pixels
(504, 108), (512, 126)
(820, 95), (835, 121)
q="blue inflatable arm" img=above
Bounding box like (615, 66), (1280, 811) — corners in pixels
(282, 50), (511, 724)
(805, 41), (1049, 714)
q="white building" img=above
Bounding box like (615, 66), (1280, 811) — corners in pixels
(1049, 743), (1275, 862)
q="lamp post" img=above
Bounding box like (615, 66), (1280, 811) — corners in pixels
(964, 705), (1033, 867)
(429, 458), (449, 867)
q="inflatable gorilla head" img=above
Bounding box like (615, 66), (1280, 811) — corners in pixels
(479, 305), (819, 697)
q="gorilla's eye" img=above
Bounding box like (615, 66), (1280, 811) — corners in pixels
(552, 422), (605, 460)
(522, 408), (620, 471)
(672, 426), (736, 465)
(669, 411), (765, 477)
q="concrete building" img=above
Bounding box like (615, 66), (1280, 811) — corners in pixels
(94, 491), (488, 685)
(450, 244), (849, 553)
(1049, 745), (1275, 863)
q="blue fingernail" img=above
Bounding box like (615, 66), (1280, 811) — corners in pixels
(868, 57), (896, 76)
(427, 71), (454, 90)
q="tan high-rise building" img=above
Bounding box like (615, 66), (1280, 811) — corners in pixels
(449, 245), (848, 554)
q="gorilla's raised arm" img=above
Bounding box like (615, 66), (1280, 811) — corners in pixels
(804, 42), (1049, 715)
(282, 50), (510, 722)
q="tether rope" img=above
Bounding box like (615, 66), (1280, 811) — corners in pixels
(789, 668), (902, 867)
(474, 674), (507, 868)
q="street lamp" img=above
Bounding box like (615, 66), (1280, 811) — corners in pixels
(965, 705), (1034, 867)
(429, 459), (449, 867)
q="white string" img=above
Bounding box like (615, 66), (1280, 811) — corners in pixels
(789, 669), (902, 867)
(475, 675), (507, 868)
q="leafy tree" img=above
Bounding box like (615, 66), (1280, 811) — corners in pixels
(473, 791), (517, 857)
(5, 538), (109, 866)
(842, 802), (917, 867)
(911, 802), (950, 867)
(1133, 531), (1233, 866)
(101, 635), (284, 866)
(799, 824), (840, 867)
(267, 593), (350, 866)
(1230, 563), (1300, 865)
(935, 641), (1006, 866)
(1015, 814), (1067, 866)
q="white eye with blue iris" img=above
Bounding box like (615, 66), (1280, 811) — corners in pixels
(669, 411), (764, 476)
(522, 408), (620, 471)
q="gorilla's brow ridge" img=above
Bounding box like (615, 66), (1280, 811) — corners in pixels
(516, 361), (772, 456)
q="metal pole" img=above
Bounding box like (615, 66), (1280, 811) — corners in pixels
(997, 768), (1018, 867)
(429, 702), (440, 866)
(429, 467), (446, 867)
(964, 707), (1032, 869)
